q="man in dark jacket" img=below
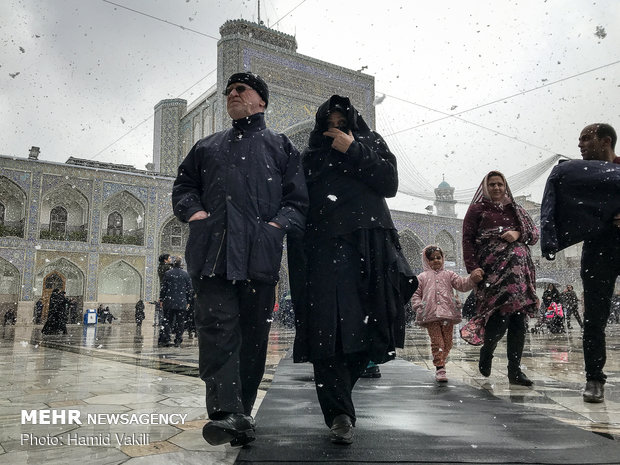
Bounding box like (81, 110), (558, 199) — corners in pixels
(159, 257), (193, 347)
(541, 123), (620, 403)
(172, 72), (308, 447)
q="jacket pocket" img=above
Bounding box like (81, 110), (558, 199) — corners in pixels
(248, 222), (285, 284)
(185, 217), (222, 278)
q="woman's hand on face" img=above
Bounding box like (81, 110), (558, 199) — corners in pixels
(501, 230), (520, 242)
(323, 128), (354, 153)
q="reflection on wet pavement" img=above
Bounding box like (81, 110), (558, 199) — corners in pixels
(399, 324), (619, 440)
(0, 322), (617, 463)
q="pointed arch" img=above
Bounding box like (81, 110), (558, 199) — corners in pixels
(101, 191), (145, 245)
(107, 211), (123, 236)
(98, 260), (142, 297)
(35, 257), (85, 319)
(435, 230), (457, 263)
(97, 259), (144, 323)
(399, 229), (425, 274)
(39, 183), (89, 241)
(0, 175), (27, 238)
(0, 257), (20, 295)
(160, 215), (189, 255)
(283, 119), (314, 151)
(50, 206), (68, 234)
(0, 257), (20, 325)
(35, 257), (85, 299)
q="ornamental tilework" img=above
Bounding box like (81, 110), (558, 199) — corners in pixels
(90, 179), (103, 247)
(41, 174), (93, 198)
(22, 240), (38, 301)
(157, 191), (174, 224)
(87, 252), (99, 301)
(240, 47), (375, 129)
(102, 182), (148, 204)
(145, 187), (158, 250)
(1, 169), (31, 192)
(0, 247), (24, 271)
(26, 172), (42, 242)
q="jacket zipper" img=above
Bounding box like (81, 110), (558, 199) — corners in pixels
(211, 229), (226, 275)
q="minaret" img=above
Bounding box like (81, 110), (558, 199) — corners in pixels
(152, 98), (187, 176)
(434, 175), (457, 218)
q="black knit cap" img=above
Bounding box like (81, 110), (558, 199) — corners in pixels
(226, 72), (269, 107)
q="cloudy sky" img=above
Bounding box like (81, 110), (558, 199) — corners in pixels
(1, 0), (618, 213)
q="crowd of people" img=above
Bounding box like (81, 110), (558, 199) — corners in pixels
(25, 71), (617, 448)
(167, 71), (619, 447)
(530, 283), (584, 334)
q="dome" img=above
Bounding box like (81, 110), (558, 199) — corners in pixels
(438, 180), (451, 189)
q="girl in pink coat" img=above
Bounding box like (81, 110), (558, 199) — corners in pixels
(412, 245), (484, 382)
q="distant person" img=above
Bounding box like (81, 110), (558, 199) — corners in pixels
(33, 298), (43, 324)
(159, 256), (193, 347)
(279, 293), (294, 328)
(156, 254), (173, 328)
(101, 306), (116, 324)
(3, 308), (16, 326)
(412, 245), (483, 382)
(560, 285), (582, 329)
(135, 299), (145, 327)
(288, 95), (416, 445)
(42, 289), (68, 335)
(67, 298), (79, 324)
(96, 303), (105, 321)
(461, 171), (539, 386)
(541, 123), (620, 403)
(542, 283), (560, 308)
(172, 72), (308, 447)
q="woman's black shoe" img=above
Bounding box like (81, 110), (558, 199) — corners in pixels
(508, 370), (533, 386)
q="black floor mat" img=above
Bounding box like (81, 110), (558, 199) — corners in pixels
(236, 357), (618, 464)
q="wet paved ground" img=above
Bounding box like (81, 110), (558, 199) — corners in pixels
(0, 321), (617, 464)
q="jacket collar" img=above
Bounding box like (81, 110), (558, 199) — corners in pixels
(232, 112), (266, 133)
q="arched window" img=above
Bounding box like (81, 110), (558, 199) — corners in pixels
(161, 218), (189, 251)
(50, 206), (68, 234)
(0, 202), (4, 225)
(44, 272), (64, 290)
(107, 211), (123, 236)
(170, 223), (183, 247)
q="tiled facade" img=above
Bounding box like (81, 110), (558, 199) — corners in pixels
(0, 20), (579, 326)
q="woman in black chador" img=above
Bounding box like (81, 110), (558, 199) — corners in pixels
(42, 288), (68, 335)
(289, 95), (416, 445)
